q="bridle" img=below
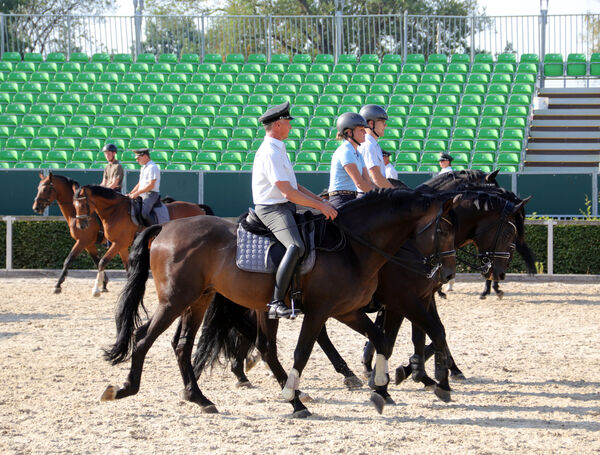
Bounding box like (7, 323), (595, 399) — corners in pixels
(34, 181), (57, 211)
(333, 204), (456, 279)
(74, 189), (93, 223)
(456, 199), (517, 275)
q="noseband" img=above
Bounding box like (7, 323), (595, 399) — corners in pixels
(74, 192), (92, 222)
(457, 200), (517, 274)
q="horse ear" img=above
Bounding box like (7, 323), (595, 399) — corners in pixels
(72, 183), (78, 193)
(485, 169), (499, 183)
(513, 195), (533, 213)
(442, 197), (456, 214)
(452, 193), (463, 206)
(39, 171), (44, 179)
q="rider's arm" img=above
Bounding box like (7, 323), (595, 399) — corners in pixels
(131, 179), (156, 198)
(276, 181), (337, 220)
(297, 184), (327, 203)
(109, 167), (124, 189)
(367, 166), (393, 188)
(343, 163), (376, 193)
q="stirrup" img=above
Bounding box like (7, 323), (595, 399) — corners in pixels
(268, 300), (293, 319)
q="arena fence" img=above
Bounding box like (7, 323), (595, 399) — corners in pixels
(2, 215), (599, 275)
(0, 13), (598, 62)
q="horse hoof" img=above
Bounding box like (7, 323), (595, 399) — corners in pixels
(100, 385), (117, 402)
(53, 287), (62, 294)
(370, 391), (385, 415)
(434, 385), (452, 403)
(101, 288), (109, 293)
(362, 366), (372, 381)
(496, 290), (504, 299)
(384, 395), (396, 405)
(479, 294), (487, 300)
(451, 372), (467, 381)
(92, 289), (101, 297)
(245, 352), (260, 372)
(201, 404), (219, 414)
(292, 409), (312, 419)
(299, 392), (312, 403)
(343, 375), (363, 390)
(235, 380), (253, 389)
(395, 366), (407, 385)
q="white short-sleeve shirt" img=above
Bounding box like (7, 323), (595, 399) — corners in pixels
(252, 136), (298, 205)
(358, 134), (386, 176)
(385, 162), (398, 180)
(439, 166), (453, 175)
(139, 159), (160, 192)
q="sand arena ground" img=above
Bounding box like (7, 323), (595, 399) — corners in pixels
(0, 276), (598, 454)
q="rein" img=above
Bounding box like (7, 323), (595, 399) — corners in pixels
(332, 205), (456, 279)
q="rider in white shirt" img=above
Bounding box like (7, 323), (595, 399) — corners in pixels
(357, 104), (394, 192)
(252, 102), (337, 319)
(382, 150), (398, 179)
(438, 152), (454, 175)
(128, 148), (161, 226)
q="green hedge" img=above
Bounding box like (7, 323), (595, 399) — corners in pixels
(6, 220), (122, 270)
(1, 220), (599, 274)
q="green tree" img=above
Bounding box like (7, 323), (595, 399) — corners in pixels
(1, 0), (116, 54)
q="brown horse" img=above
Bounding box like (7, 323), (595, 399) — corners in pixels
(72, 184), (213, 297)
(32, 172), (108, 294)
(101, 188), (459, 417)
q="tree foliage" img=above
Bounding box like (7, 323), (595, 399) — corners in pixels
(2, 0), (116, 54)
(143, 0), (485, 57)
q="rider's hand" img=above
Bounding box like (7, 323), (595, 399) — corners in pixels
(319, 201), (337, 220)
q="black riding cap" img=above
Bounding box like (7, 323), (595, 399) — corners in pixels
(439, 152), (454, 162)
(381, 150), (392, 157)
(134, 148), (150, 156)
(259, 101), (295, 125)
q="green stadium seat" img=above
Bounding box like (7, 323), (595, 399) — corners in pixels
(502, 128), (524, 141)
(447, 63), (468, 75)
(428, 128), (450, 141)
(590, 53), (600, 76)
(402, 63), (423, 74)
(517, 63), (537, 74)
(443, 73), (465, 85)
(203, 54), (222, 65)
(509, 94), (530, 106)
(544, 53), (564, 77)
(379, 54), (400, 64)
(499, 140), (522, 153)
(487, 83), (508, 95)
(512, 83), (534, 95)
(440, 83), (461, 95)
(336, 54), (355, 65)
(497, 152), (520, 165)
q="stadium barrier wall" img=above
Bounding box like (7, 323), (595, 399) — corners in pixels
(1, 169), (597, 218)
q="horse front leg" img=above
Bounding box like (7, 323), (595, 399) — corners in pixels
(54, 240), (85, 294)
(174, 305), (217, 413)
(316, 324), (363, 390)
(361, 309), (385, 378)
(255, 312), (311, 418)
(492, 281), (504, 299)
(93, 242), (122, 297)
(335, 310), (390, 415)
(86, 244), (109, 292)
(480, 279), (492, 300)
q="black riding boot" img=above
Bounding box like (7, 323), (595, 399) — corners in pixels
(268, 245), (300, 319)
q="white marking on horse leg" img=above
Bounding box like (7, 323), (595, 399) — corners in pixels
(374, 354), (389, 386)
(282, 368), (300, 401)
(92, 271), (104, 297)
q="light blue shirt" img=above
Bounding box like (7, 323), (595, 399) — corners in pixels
(328, 140), (366, 192)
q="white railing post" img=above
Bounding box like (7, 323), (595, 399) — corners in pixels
(4, 216), (14, 271)
(547, 219), (555, 275)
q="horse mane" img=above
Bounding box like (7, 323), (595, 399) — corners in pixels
(51, 174), (80, 190)
(77, 184), (122, 199)
(337, 187), (430, 218)
(417, 170), (497, 192)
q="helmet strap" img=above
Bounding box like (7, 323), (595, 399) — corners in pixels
(344, 130), (360, 147)
(367, 120), (379, 138)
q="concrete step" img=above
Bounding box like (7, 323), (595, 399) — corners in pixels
(538, 87), (600, 98)
(529, 131), (600, 141)
(526, 143), (600, 152)
(548, 98), (600, 108)
(531, 119), (600, 129)
(533, 108), (600, 119)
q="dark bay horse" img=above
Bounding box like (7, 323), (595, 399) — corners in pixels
(32, 173), (108, 294)
(72, 184), (213, 297)
(193, 189), (529, 404)
(100, 189), (459, 417)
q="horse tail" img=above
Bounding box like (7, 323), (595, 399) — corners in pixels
(198, 203), (214, 216)
(192, 293), (257, 379)
(103, 224), (163, 365)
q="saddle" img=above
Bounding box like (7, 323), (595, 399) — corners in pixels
(236, 208), (317, 274)
(130, 196), (170, 227)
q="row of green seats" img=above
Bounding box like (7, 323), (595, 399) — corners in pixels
(0, 51), (540, 66)
(543, 53), (600, 77)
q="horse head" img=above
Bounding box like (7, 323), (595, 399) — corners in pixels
(470, 194), (532, 281)
(73, 185), (94, 230)
(33, 172), (56, 214)
(412, 194), (462, 284)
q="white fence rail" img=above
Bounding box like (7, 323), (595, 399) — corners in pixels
(2, 216), (599, 274)
(0, 13), (599, 61)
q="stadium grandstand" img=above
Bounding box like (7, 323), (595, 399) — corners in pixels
(0, 12), (598, 217)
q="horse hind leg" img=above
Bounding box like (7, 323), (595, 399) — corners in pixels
(480, 280), (492, 300)
(316, 324), (362, 390)
(101, 303), (183, 403)
(492, 281), (504, 299)
(173, 305), (217, 413)
(232, 334), (253, 388)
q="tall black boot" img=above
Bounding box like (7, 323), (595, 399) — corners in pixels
(269, 245), (300, 319)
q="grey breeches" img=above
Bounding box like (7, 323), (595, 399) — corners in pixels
(141, 191), (160, 220)
(255, 202), (305, 258)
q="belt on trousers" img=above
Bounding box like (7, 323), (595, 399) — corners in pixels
(328, 190), (357, 197)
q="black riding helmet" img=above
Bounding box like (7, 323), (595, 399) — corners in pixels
(336, 112), (368, 146)
(102, 143), (118, 153)
(359, 104), (388, 137)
